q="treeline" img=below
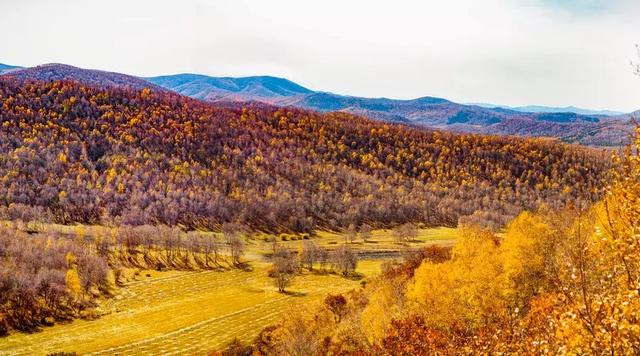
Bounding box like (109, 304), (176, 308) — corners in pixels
(226, 129), (640, 355)
(0, 78), (609, 232)
(271, 241), (359, 292)
(0, 226), (111, 334)
(0, 222), (250, 334)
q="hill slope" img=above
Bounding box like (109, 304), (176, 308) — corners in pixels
(4, 63), (161, 91)
(148, 73), (635, 146)
(0, 63), (22, 74)
(2, 64), (632, 146)
(471, 103), (624, 116)
(147, 74), (312, 101)
(0, 77), (608, 231)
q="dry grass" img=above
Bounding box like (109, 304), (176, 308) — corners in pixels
(0, 225), (456, 355)
(0, 262), (370, 355)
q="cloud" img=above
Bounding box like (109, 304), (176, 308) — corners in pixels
(0, 0), (638, 111)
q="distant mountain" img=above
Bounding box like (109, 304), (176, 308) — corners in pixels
(0, 63), (22, 74)
(279, 93), (605, 125)
(146, 74), (312, 101)
(2, 63), (161, 91)
(1, 63), (635, 146)
(471, 103), (624, 116)
(514, 105), (623, 116)
(147, 73), (635, 146)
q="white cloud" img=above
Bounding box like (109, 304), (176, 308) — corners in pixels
(0, 0), (638, 111)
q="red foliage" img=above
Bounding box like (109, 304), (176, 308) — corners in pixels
(0, 78), (608, 232)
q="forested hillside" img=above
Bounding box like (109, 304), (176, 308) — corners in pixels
(149, 72), (636, 147)
(0, 78), (609, 232)
(233, 129), (640, 354)
(5, 64), (160, 91)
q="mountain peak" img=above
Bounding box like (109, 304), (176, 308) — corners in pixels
(0, 63), (22, 74)
(2, 62), (635, 146)
(146, 74), (312, 101)
(2, 63), (160, 91)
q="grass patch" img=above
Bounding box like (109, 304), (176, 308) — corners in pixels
(0, 224), (456, 355)
(0, 262), (367, 355)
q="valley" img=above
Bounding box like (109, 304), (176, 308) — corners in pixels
(0, 225), (454, 355)
(0, 5), (638, 351)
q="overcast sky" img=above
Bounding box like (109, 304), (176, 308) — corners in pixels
(0, 0), (638, 111)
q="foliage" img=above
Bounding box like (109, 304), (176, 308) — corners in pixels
(0, 78), (608, 232)
(324, 294), (348, 322)
(332, 245), (358, 276)
(270, 246), (299, 292)
(242, 128), (640, 354)
(0, 226), (112, 332)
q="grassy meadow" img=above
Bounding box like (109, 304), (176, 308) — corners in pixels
(0, 225), (457, 355)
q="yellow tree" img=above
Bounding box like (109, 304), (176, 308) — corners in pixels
(554, 128), (640, 353)
(407, 226), (508, 330)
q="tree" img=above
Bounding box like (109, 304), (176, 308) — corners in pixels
(406, 226), (506, 329)
(223, 224), (245, 266)
(201, 234), (220, 267)
(272, 247), (299, 293)
(222, 338), (254, 356)
(228, 235), (245, 266)
(324, 294), (348, 322)
(550, 129), (640, 353)
(392, 223), (417, 244)
(500, 211), (555, 309)
(300, 241), (319, 270)
(332, 245), (358, 276)
(345, 224), (357, 244)
(359, 224), (372, 243)
(317, 247), (330, 271)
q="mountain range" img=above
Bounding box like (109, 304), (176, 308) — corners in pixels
(469, 103), (624, 117)
(4, 63), (162, 91)
(1, 62), (636, 146)
(0, 63), (22, 74)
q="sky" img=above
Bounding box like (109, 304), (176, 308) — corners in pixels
(0, 0), (638, 112)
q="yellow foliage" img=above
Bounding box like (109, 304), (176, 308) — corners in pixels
(361, 279), (404, 341)
(65, 251), (76, 267)
(74, 225), (86, 240)
(407, 227), (508, 329)
(66, 268), (82, 297)
(500, 211), (554, 305)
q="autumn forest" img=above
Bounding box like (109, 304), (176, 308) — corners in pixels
(0, 9), (639, 351)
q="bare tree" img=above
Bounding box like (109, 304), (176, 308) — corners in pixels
(77, 253), (109, 294)
(186, 232), (202, 265)
(392, 223), (418, 244)
(228, 235), (245, 266)
(137, 225), (156, 257)
(345, 223), (357, 244)
(272, 247), (299, 292)
(332, 244), (358, 276)
(359, 224), (372, 243)
(317, 247), (329, 271)
(404, 223), (418, 242)
(300, 241), (319, 270)
(222, 223), (246, 266)
(201, 234), (220, 267)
